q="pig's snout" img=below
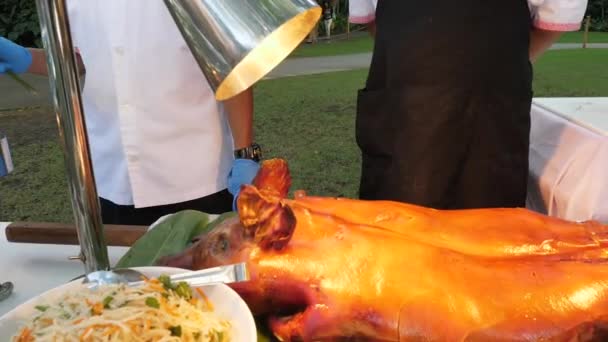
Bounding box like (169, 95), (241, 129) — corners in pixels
(157, 247), (194, 269)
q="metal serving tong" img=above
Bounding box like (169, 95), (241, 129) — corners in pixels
(83, 263), (250, 289)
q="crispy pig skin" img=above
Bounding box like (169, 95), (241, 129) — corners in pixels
(160, 159), (608, 341)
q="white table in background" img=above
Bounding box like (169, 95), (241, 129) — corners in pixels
(527, 97), (608, 223)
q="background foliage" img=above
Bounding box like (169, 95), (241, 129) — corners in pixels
(2, 0), (606, 47)
(0, 0), (41, 47)
(587, 0), (608, 31)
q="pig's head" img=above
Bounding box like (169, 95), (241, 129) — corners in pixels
(155, 215), (254, 271)
(160, 158), (294, 266)
(183, 183), (297, 264)
(189, 215), (253, 269)
(159, 159), (298, 315)
(158, 183), (298, 312)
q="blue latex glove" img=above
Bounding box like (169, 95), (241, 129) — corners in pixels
(227, 159), (260, 211)
(0, 37), (32, 74)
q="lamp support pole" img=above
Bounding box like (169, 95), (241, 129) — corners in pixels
(35, 0), (110, 274)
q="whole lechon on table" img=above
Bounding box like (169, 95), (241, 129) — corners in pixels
(161, 159), (608, 341)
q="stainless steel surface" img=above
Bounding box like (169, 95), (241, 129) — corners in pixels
(164, 0), (321, 100)
(148, 263), (250, 287)
(68, 254), (84, 261)
(83, 263), (250, 289)
(0, 282), (13, 302)
(35, 0), (110, 273)
(83, 269), (145, 287)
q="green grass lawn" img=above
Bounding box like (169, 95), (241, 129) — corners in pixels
(0, 48), (606, 223)
(533, 49), (608, 96)
(0, 108), (74, 222)
(291, 31), (608, 58)
(558, 31), (608, 43)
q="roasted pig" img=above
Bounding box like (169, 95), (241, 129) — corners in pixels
(160, 159), (608, 341)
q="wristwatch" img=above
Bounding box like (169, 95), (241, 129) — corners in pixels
(234, 143), (262, 162)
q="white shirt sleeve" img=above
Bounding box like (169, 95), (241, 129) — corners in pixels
(348, 0), (377, 24)
(529, 0), (589, 31)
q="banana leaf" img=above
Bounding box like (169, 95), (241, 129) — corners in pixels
(115, 210), (210, 268)
(115, 210), (277, 341)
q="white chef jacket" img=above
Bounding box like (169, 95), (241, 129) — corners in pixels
(67, 1), (234, 208)
(349, 0), (589, 31)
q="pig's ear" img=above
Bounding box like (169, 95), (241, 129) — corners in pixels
(237, 184), (296, 251)
(252, 158), (292, 198)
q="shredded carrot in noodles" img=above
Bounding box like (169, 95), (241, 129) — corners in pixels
(12, 275), (231, 341)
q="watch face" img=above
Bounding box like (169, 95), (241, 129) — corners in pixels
(235, 143), (262, 161)
(251, 144), (262, 161)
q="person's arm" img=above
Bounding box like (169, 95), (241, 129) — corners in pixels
(28, 48), (86, 77)
(27, 48), (49, 75)
(223, 87), (260, 211)
(1, 38), (84, 77)
(367, 21), (376, 37)
(528, 0), (589, 62)
(223, 87), (254, 150)
(529, 29), (562, 63)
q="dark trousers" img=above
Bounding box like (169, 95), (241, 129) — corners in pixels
(100, 189), (233, 226)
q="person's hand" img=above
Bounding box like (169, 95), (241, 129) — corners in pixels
(227, 159), (260, 212)
(0, 37), (32, 74)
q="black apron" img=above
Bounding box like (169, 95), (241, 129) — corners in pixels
(356, 0), (533, 209)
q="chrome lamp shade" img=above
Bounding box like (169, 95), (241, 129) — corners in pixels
(164, 0), (321, 100)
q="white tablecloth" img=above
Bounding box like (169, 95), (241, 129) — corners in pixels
(0, 214), (218, 317)
(527, 97), (608, 223)
(0, 222), (130, 316)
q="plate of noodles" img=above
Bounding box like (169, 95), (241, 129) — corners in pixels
(0, 266), (256, 341)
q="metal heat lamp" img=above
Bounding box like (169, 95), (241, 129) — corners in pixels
(35, 0), (321, 274)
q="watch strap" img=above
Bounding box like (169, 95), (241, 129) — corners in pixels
(234, 143), (262, 162)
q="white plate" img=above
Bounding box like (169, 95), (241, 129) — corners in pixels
(0, 266), (256, 341)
